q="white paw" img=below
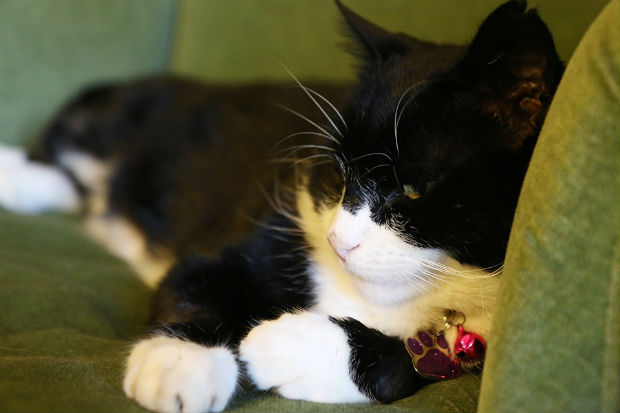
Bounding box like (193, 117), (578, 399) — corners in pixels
(0, 144), (79, 214)
(123, 336), (238, 413)
(239, 312), (369, 403)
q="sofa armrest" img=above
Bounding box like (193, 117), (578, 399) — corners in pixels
(478, 1), (620, 411)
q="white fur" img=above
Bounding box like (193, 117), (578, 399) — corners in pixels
(124, 336), (238, 413)
(0, 143), (28, 165)
(0, 144), (79, 213)
(0, 145), (170, 287)
(58, 149), (171, 287)
(57, 149), (112, 214)
(85, 214), (172, 287)
(297, 186), (499, 343)
(327, 206), (367, 259)
(239, 312), (369, 403)
(328, 204), (445, 304)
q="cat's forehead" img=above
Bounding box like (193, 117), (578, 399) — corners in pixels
(366, 42), (464, 97)
(342, 75), (487, 181)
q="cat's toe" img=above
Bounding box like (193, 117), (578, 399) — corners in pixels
(124, 336), (238, 413)
(239, 311), (368, 403)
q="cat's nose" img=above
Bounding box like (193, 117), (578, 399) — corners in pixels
(327, 231), (359, 261)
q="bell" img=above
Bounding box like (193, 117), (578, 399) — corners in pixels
(454, 325), (486, 361)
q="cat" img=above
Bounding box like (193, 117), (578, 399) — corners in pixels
(0, 1), (564, 412)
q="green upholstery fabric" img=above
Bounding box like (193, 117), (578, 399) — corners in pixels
(0, 0), (609, 143)
(0, 209), (482, 412)
(478, 0), (620, 411)
(172, 0), (609, 82)
(0, 212), (151, 412)
(0, 0), (176, 146)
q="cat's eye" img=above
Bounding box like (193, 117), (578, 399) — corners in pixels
(403, 184), (421, 200)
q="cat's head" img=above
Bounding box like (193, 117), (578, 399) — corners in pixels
(303, 0), (563, 304)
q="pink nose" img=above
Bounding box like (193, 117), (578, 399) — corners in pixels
(327, 231), (360, 261)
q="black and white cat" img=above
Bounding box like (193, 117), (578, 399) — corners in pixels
(0, 1), (564, 412)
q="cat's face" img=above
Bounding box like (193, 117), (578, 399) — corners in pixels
(304, 1), (563, 304)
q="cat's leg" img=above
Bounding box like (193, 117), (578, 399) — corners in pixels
(124, 259), (249, 413)
(0, 143), (79, 214)
(240, 312), (430, 404)
(331, 317), (433, 403)
(124, 335), (238, 413)
(124, 251), (312, 413)
(239, 311), (369, 403)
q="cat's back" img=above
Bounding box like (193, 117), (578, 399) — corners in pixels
(34, 75), (351, 260)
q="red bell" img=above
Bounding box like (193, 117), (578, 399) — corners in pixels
(454, 325), (486, 361)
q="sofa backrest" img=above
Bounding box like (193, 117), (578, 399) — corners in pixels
(0, 0), (610, 147)
(0, 0), (176, 147)
(0, 0), (611, 147)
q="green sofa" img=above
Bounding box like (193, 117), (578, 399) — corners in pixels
(1, 1), (618, 412)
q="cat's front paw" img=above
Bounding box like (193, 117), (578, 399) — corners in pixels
(123, 336), (238, 413)
(239, 311), (369, 403)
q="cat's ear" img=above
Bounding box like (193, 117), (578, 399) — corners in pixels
(335, 0), (407, 61)
(459, 0), (564, 148)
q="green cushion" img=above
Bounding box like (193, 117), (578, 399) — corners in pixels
(478, 0), (620, 411)
(0, 210), (482, 411)
(0, 212), (151, 411)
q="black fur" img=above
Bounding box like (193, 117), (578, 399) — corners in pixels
(34, 0), (564, 406)
(331, 317), (432, 403)
(151, 214), (314, 346)
(324, 0), (563, 270)
(33, 77), (350, 258)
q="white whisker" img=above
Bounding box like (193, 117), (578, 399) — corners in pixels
(304, 88), (347, 130)
(392, 165), (401, 187)
(250, 170), (301, 225)
(404, 272), (439, 292)
(393, 81), (426, 156)
(277, 104), (339, 143)
(292, 153), (337, 167)
(275, 144), (336, 157)
(311, 160), (339, 168)
(348, 152), (393, 164)
(360, 163), (392, 179)
(270, 131), (340, 153)
(420, 259), (503, 279)
(280, 63), (343, 138)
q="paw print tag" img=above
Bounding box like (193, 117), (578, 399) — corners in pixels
(406, 331), (462, 380)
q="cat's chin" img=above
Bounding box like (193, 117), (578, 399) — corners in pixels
(336, 245), (445, 306)
(349, 274), (422, 306)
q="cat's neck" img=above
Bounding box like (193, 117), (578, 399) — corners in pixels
(297, 185), (500, 341)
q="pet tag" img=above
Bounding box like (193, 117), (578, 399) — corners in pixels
(406, 331), (462, 380)
(406, 310), (487, 380)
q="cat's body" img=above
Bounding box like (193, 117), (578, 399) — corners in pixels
(26, 77), (351, 286)
(0, 1), (564, 412)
